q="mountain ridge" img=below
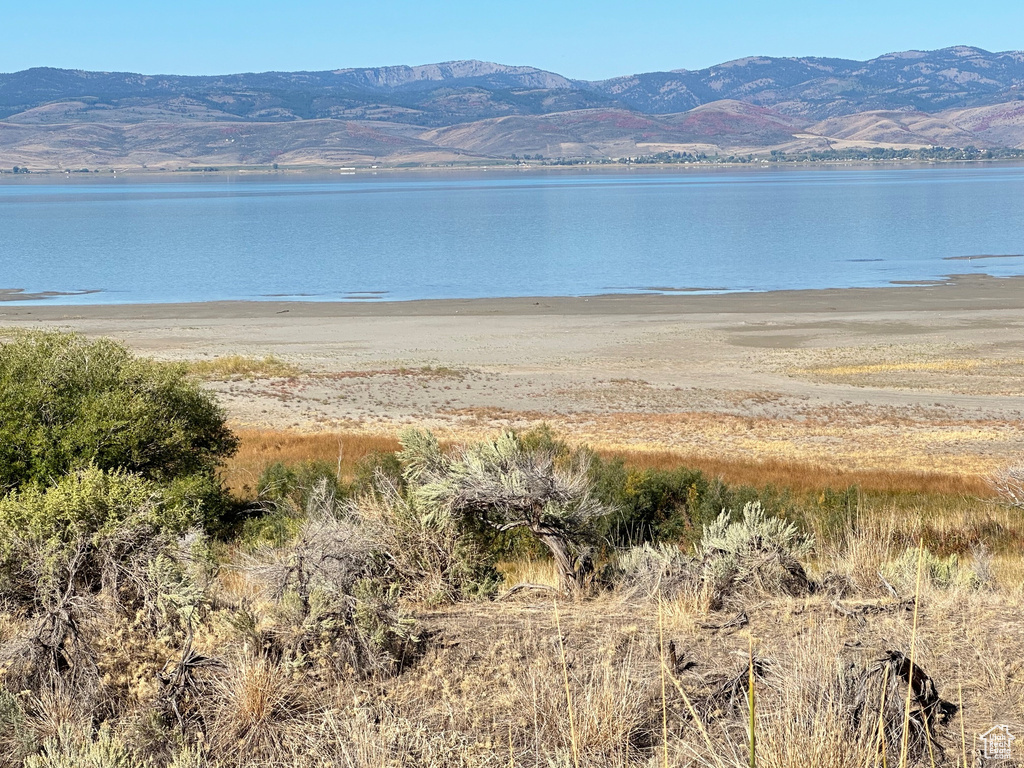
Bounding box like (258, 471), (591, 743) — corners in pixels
(4, 47), (1024, 168)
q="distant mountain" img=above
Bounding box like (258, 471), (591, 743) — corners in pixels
(0, 61), (610, 126)
(592, 47), (1024, 117)
(3, 47), (1024, 168)
(328, 60), (576, 91)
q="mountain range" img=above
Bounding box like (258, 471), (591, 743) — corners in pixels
(3, 46), (1024, 168)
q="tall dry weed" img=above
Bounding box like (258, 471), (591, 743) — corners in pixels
(205, 653), (310, 764)
(507, 630), (656, 764)
(824, 516), (898, 595)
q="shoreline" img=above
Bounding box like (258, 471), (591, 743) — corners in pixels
(2, 156), (1024, 179)
(3, 273), (1024, 320)
(2, 271), (1022, 476)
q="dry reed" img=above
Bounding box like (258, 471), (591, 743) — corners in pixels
(223, 428), (994, 498)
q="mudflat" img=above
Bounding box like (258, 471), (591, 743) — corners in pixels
(3, 273), (1023, 475)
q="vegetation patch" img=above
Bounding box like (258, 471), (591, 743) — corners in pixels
(0, 332), (1021, 766)
(189, 354), (302, 380)
(0, 330), (237, 492)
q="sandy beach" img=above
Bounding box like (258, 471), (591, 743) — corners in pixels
(3, 273), (1023, 475)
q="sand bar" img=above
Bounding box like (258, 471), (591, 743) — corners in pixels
(3, 273), (1024, 319)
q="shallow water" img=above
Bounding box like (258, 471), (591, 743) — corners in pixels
(1, 165), (1023, 304)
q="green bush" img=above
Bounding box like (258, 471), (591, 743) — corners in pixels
(0, 330), (237, 492)
(0, 466), (196, 545)
(257, 459), (346, 508)
(0, 467), (217, 697)
(883, 547), (984, 591)
(610, 503), (817, 603)
(24, 726), (141, 768)
(0, 688), (32, 764)
(588, 457), (735, 548)
(237, 461), (351, 549)
(352, 450), (404, 494)
(0, 466), (203, 605)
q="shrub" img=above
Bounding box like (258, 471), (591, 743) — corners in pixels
(698, 501), (815, 598)
(245, 478), (416, 680)
(0, 330), (237, 492)
(400, 429), (609, 591)
(992, 462), (1024, 509)
(882, 546), (986, 591)
(0, 466), (196, 548)
(23, 726), (142, 768)
(351, 450), (404, 494)
(608, 542), (697, 599)
(0, 688), (33, 765)
(188, 354), (300, 380)
(351, 473), (500, 602)
(610, 504), (816, 603)
(0, 467), (214, 696)
(256, 460), (346, 509)
(700, 501), (813, 558)
(588, 457), (730, 547)
(239, 460), (349, 548)
(587, 454), (808, 551)
(0, 466), (202, 604)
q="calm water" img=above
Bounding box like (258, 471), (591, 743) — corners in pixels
(1, 165), (1024, 304)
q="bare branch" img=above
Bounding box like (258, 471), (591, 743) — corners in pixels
(992, 464), (1024, 509)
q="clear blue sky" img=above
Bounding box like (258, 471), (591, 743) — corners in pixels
(3, 0), (1023, 80)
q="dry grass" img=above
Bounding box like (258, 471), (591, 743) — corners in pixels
(787, 348), (1024, 395)
(6, 520), (1024, 767)
(380, 587), (1024, 767)
(189, 354), (302, 380)
(497, 558), (563, 591)
(221, 428), (400, 494)
(11, 586), (1021, 767)
(207, 653), (311, 761)
(312, 364), (468, 381)
(315, 406), (1018, 476)
(597, 447), (994, 497)
(993, 555), (1024, 590)
(747, 629), (877, 768)
(222, 427), (995, 498)
(206, 352), (1024, 474)
(802, 356), (1024, 388)
(571, 410), (1016, 477)
(809, 359), (1001, 375)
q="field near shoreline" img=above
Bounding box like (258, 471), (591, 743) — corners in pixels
(5, 274), (1023, 478)
(2, 278), (1024, 767)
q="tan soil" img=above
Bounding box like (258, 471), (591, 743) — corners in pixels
(3, 273), (1023, 474)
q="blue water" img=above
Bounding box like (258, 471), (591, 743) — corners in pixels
(1, 165), (1023, 304)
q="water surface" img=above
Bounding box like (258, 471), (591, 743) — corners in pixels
(1, 166), (1023, 304)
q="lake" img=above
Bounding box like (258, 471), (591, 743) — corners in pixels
(1, 165), (1024, 304)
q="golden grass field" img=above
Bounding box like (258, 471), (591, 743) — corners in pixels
(224, 427), (994, 498)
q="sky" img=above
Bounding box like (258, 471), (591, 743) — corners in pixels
(3, 0), (1023, 80)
